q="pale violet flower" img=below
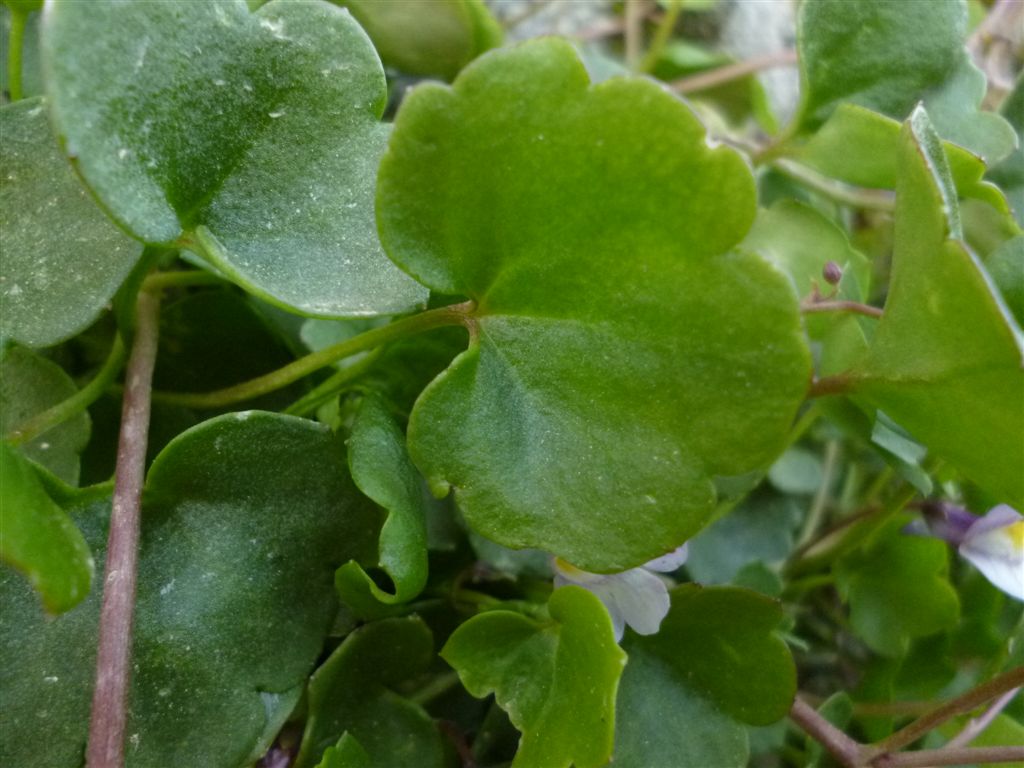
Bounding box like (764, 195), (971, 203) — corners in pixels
(552, 544), (689, 641)
(913, 503), (1024, 601)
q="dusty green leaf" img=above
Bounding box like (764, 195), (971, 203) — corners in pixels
(0, 97), (140, 347)
(442, 585), (626, 768)
(0, 344), (90, 484)
(378, 39), (810, 571)
(42, 0), (426, 317)
(985, 236), (1024, 325)
(0, 442), (92, 614)
(295, 617), (445, 768)
(0, 412), (378, 767)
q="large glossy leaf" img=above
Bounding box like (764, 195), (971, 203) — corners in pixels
(42, 0), (427, 317)
(335, 394), (429, 608)
(795, 0), (965, 129)
(340, 0), (501, 80)
(849, 108), (1024, 507)
(835, 519), (960, 657)
(442, 585), (626, 768)
(294, 617), (446, 768)
(378, 39), (811, 572)
(613, 586), (795, 767)
(0, 442), (93, 613)
(0, 412), (379, 767)
(0, 97), (140, 347)
(0, 344), (89, 484)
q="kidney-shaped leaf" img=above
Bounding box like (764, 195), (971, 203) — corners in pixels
(850, 108), (1024, 507)
(42, 0), (426, 317)
(378, 39), (811, 572)
(0, 98), (140, 348)
(0, 412), (379, 768)
(442, 585), (627, 768)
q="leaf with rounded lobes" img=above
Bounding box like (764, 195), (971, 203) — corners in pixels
(988, 76), (1024, 227)
(0, 345), (90, 484)
(796, 0), (965, 128)
(378, 39), (811, 572)
(793, 104), (1010, 212)
(835, 518), (960, 657)
(294, 617), (446, 768)
(441, 585), (626, 768)
(335, 394), (429, 610)
(42, 0), (427, 317)
(0, 442), (92, 614)
(0, 97), (140, 348)
(0, 412), (380, 768)
(849, 108), (1024, 508)
(340, 0), (501, 81)
(612, 585), (795, 767)
(316, 733), (371, 768)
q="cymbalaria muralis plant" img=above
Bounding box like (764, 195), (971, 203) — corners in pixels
(1, 1), (1022, 766)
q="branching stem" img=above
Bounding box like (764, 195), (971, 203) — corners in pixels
(151, 302), (474, 409)
(86, 289), (161, 768)
(790, 696), (865, 768)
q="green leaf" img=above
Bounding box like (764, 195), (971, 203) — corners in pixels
(835, 518), (960, 657)
(442, 585), (626, 768)
(316, 733), (372, 768)
(42, 0), (427, 317)
(985, 236), (1024, 325)
(849, 108), (1024, 507)
(294, 617), (446, 768)
(379, 39), (811, 571)
(612, 585), (796, 767)
(0, 412), (379, 767)
(0, 442), (93, 613)
(794, 104), (1010, 211)
(768, 448), (824, 495)
(0, 97), (140, 347)
(988, 76), (1024, 227)
(796, 0), (965, 129)
(335, 394), (429, 608)
(340, 0), (501, 80)
(0, 344), (90, 484)
(939, 714), (1024, 767)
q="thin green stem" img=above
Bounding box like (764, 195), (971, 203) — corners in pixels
(282, 351), (380, 417)
(786, 404), (822, 448)
(670, 48), (798, 94)
(874, 746), (1024, 767)
(409, 672), (462, 707)
(638, 0), (681, 73)
(797, 440), (840, 547)
(141, 270), (224, 293)
(151, 302), (474, 409)
(7, 9), (27, 102)
(6, 336), (127, 446)
(771, 159), (896, 212)
(625, 0), (647, 70)
(802, 300), (884, 319)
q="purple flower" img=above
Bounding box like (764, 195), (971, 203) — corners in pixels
(552, 544), (689, 641)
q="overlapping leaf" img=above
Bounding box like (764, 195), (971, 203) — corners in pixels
(0, 98), (140, 347)
(42, 0), (426, 317)
(442, 585), (626, 768)
(295, 617), (445, 768)
(0, 413), (378, 767)
(378, 39), (811, 571)
(613, 586), (796, 767)
(848, 108), (1024, 507)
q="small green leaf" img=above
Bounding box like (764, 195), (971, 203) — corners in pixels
(340, 0), (501, 80)
(442, 585), (627, 768)
(336, 394), (429, 608)
(379, 39), (811, 571)
(613, 585), (796, 767)
(850, 108), (1024, 507)
(0, 412), (379, 767)
(835, 518), (960, 657)
(988, 76), (1024, 227)
(42, 0), (427, 317)
(0, 97), (140, 347)
(316, 733), (371, 768)
(0, 442), (93, 614)
(295, 617), (445, 768)
(0, 345), (90, 484)
(768, 447), (824, 495)
(796, 0), (965, 129)
(985, 235), (1024, 326)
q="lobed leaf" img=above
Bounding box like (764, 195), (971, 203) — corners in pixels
(42, 0), (427, 317)
(378, 39), (811, 571)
